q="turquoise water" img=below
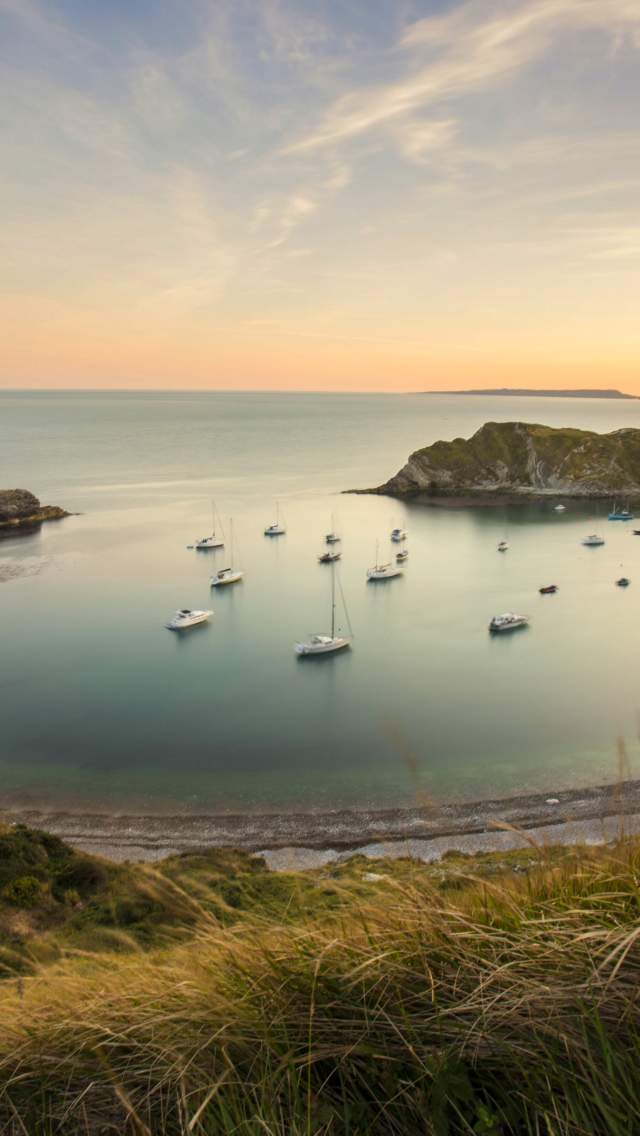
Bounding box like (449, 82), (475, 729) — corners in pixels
(1, 390), (640, 814)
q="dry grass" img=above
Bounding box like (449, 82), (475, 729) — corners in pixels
(1, 838), (640, 1133)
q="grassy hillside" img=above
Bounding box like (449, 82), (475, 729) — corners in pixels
(1, 824), (640, 1134)
(374, 420), (640, 497)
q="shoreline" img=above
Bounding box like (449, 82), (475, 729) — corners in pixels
(3, 778), (640, 867)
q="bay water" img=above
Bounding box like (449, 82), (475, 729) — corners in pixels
(1, 390), (639, 816)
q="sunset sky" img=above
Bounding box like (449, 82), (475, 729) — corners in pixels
(2, 0), (640, 392)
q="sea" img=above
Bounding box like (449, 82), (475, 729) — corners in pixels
(1, 389), (640, 817)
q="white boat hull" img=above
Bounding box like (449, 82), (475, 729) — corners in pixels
(166, 609), (212, 630)
(489, 613), (528, 633)
(210, 570), (244, 587)
(295, 636), (351, 656)
(367, 567), (402, 580)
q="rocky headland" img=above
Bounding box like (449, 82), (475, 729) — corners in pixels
(354, 421), (640, 502)
(0, 488), (69, 531)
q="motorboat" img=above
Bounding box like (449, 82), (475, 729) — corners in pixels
(264, 502), (286, 536)
(489, 613), (529, 633)
(195, 501), (224, 549)
(553, 504), (566, 512)
(295, 560), (352, 656)
(367, 542), (402, 580)
(582, 534), (605, 546)
(318, 550), (341, 563)
(210, 519), (244, 587)
(539, 584), (558, 594)
(396, 548), (409, 562)
(616, 577), (631, 587)
(497, 540), (509, 552)
(390, 527), (407, 542)
(608, 503), (633, 521)
(165, 609), (212, 630)
(634, 530), (640, 536)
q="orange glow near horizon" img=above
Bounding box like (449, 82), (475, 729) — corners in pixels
(1, 1), (639, 394)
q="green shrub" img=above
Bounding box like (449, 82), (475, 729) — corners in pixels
(2, 874), (42, 906)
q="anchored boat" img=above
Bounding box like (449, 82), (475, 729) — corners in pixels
(295, 561), (352, 656)
(210, 519), (244, 587)
(165, 609), (212, 630)
(489, 613), (529, 633)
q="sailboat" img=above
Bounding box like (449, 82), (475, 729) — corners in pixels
(195, 501), (224, 549)
(264, 502), (286, 536)
(295, 560), (351, 655)
(325, 513), (340, 544)
(210, 518), (244, 587)
(367, 541), (402, 580)
(608, 501), (633, 521)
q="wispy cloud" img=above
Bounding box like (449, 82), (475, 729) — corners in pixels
(285, 0), (640, 154)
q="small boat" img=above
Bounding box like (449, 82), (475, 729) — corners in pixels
(367, 542), (402, 580)
(318, 550), (341, 563)
(634, 530), (640, 536)
(608, 502), (633, 521)
(264, 502), (286, 536)
(396, 548), (409, 562)
(582, 534), (605, 546)
(390, 527), (407, 543)
(539, 584), (558, 594)
(616, 577), (631, 587)
(489, 612), (529, 633)
(553, 504), (566, 512)
(210, 519), (244, 587)
(165, 609), (212, 630)
(195, 501), (224, 549)
(497, 540), (509, 552)
(325, 513), (340, 544)
(295, 561), (351, 656)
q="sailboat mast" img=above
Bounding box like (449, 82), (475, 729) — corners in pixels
(331, 559), (336, 639)
(229, 518), (233, 569)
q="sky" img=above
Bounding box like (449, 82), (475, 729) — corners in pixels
(1, 0), (640, 393)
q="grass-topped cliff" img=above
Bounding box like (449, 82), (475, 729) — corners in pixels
(2, 823), (640, 1133)
(362, 421), (640, 500)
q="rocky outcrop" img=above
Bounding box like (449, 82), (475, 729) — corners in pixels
(0, 489), (69, 529)
(355, 421), (640, 500)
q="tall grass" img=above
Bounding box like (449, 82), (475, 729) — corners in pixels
(1, 839), (640, 1134)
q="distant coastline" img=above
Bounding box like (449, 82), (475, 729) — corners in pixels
(419, 388), (637, 399)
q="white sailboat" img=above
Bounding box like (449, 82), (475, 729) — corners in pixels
(367, 541), (402, 580)
(325, 513), (340, 544)
(295, 560), (351, 656)
(264, 502), (286, 536)
(195, 501), (224, 549)
(210, 518), (244, 587)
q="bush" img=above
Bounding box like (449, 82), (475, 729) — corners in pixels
(2, 875), (42, 906)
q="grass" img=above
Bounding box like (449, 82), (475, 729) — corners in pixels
(1, 828), (640, 1133)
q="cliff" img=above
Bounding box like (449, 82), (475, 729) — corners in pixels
(0, 488), (69, 529)
(360, 421), (640, 500)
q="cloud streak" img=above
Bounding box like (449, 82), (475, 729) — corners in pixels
(284, 0), (640, 154)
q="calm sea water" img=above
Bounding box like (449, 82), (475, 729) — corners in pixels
(1, 390), (640, 815)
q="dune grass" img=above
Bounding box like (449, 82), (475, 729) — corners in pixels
(1, 831), (640, 1133)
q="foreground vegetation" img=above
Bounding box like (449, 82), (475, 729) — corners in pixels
(1, 823), (640, 1134)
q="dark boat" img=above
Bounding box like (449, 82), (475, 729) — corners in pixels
(634, 530), (640, 536)
(318, 550), (341, 563)
(539, 584), (558, 594)
(616, 577), (631, 587)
